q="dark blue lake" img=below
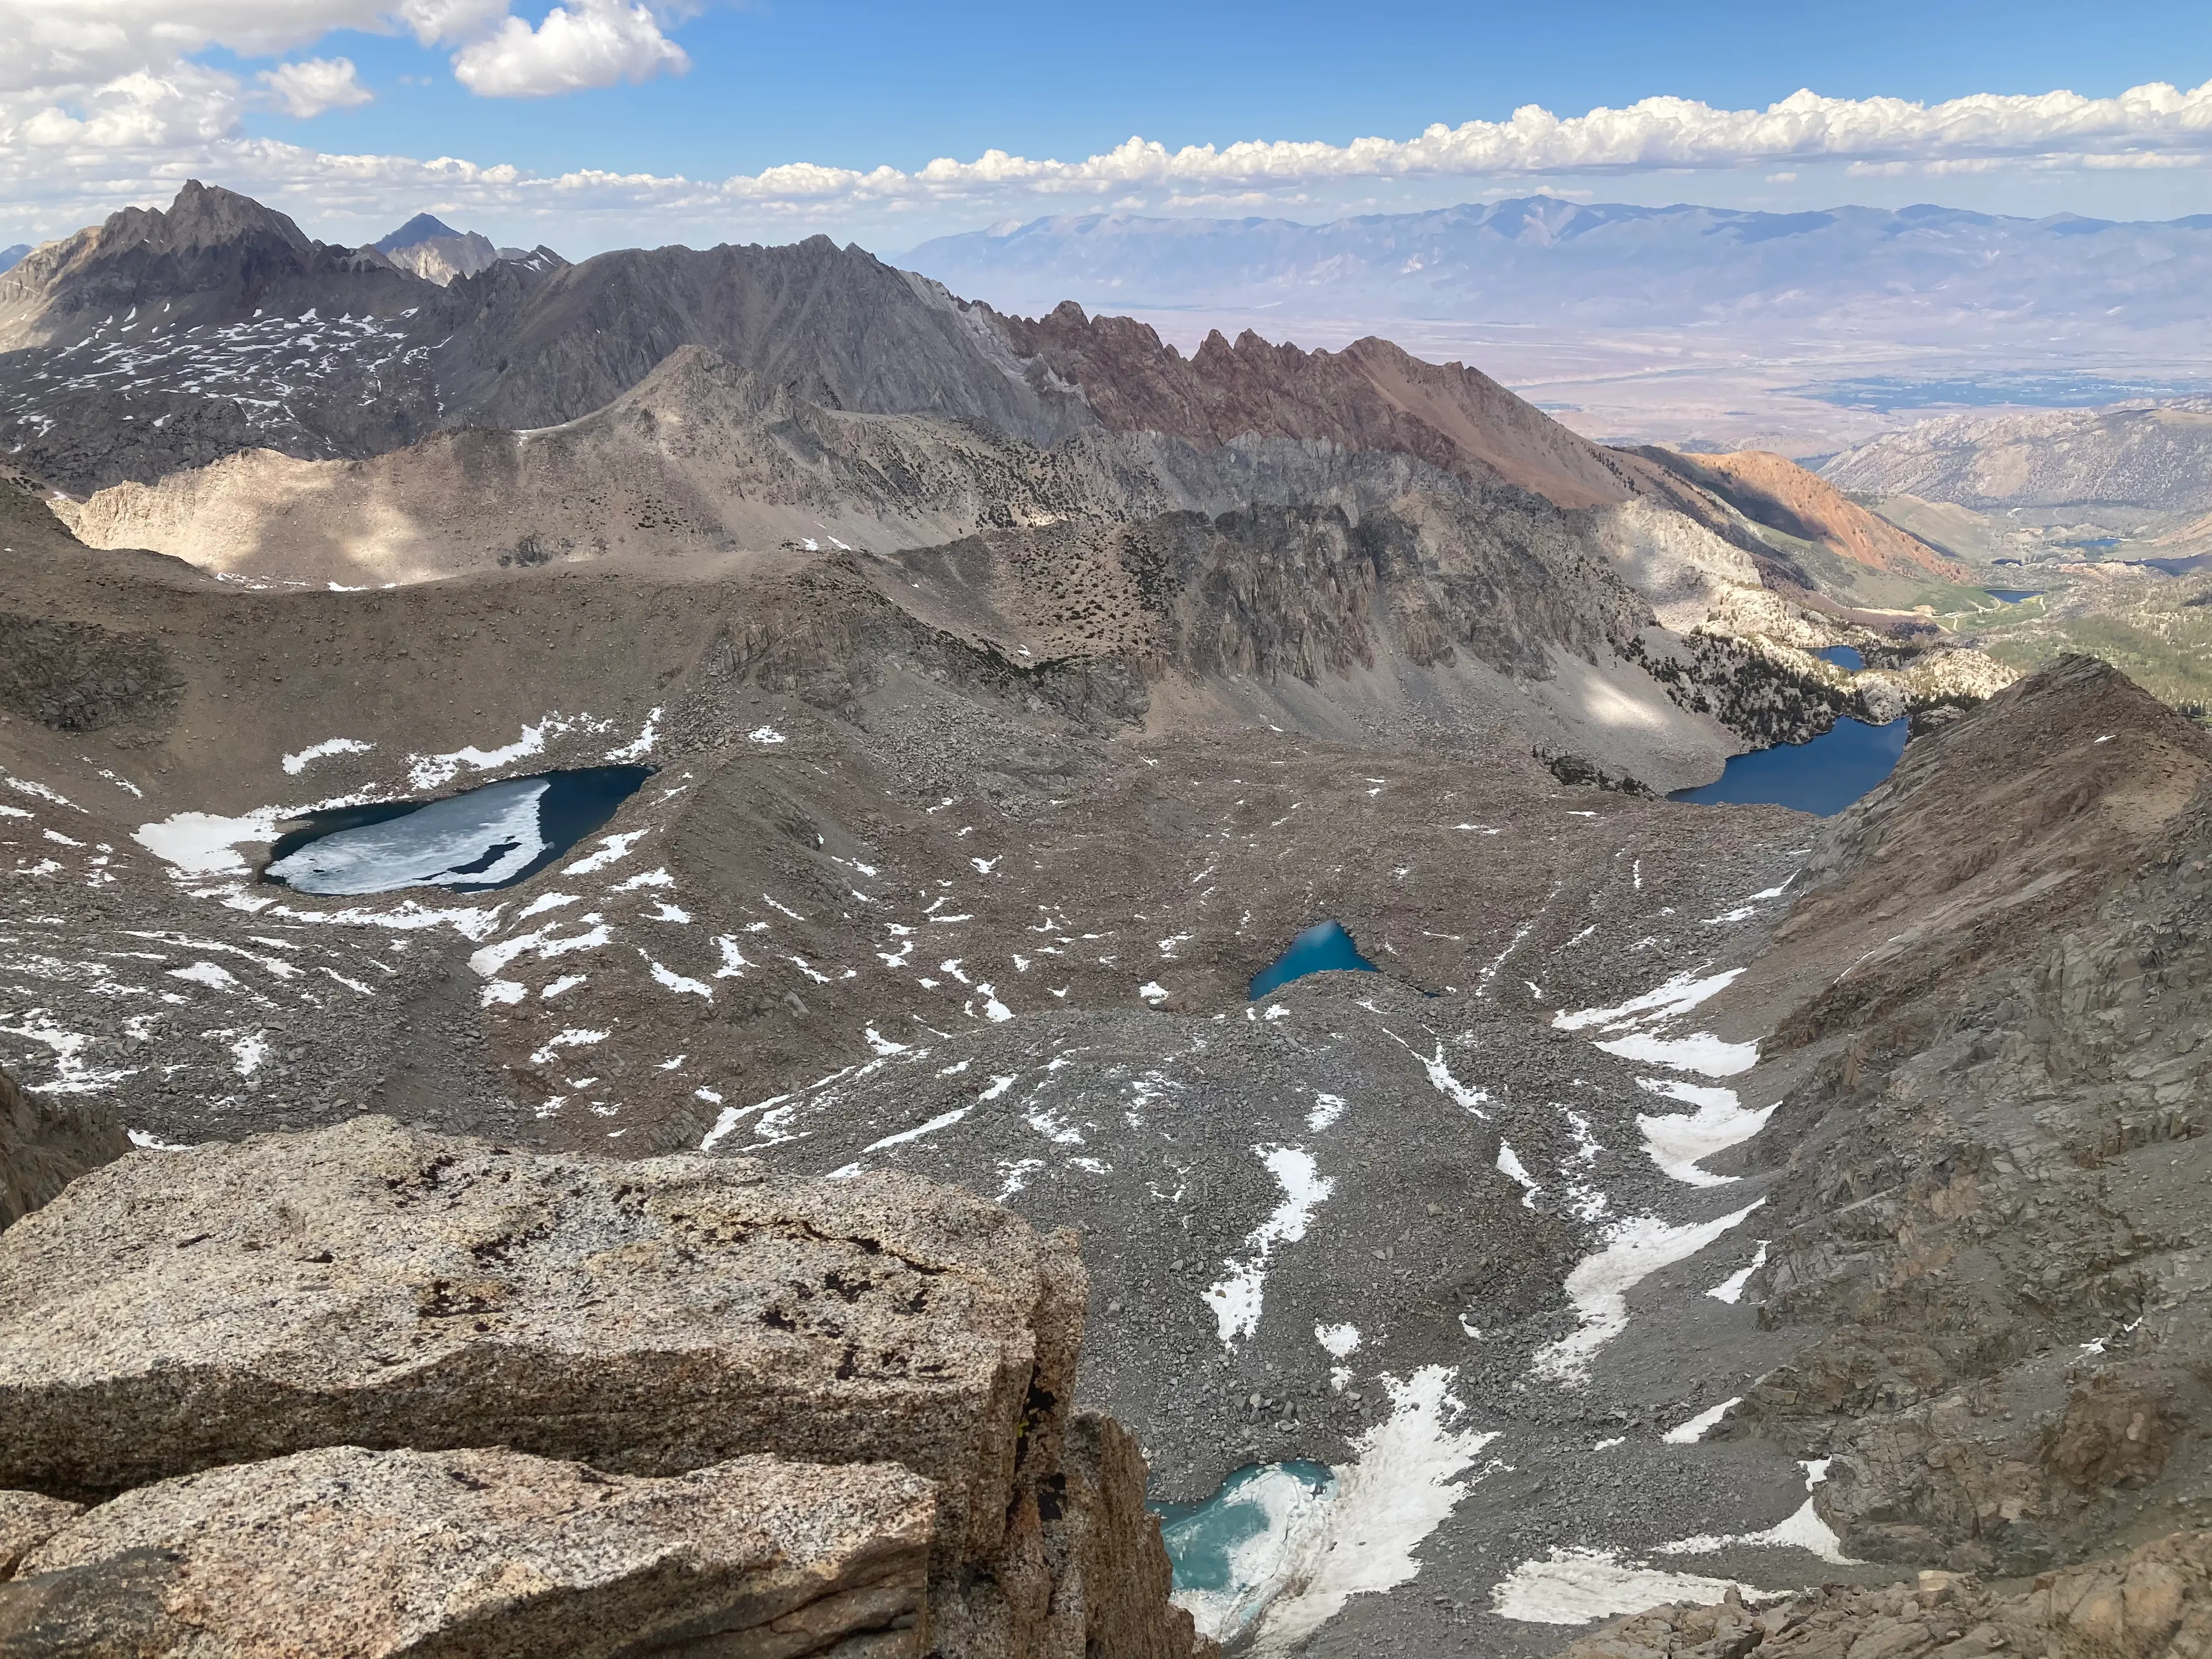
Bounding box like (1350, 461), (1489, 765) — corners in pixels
(1249, 921), (1378, 999)
(2133, 554), (2212, 578)
(265, 766), (652, 895)
(1984, 589), (2043, 603)
(1671, 718), (1908, 817)
(1815, 645), (1863, 669)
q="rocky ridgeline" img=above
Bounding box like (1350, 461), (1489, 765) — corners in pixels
(0, 1116), (1203, 1658)
(1562, 1532), (2212, 1659)
(1713, 657), (2212, 1570)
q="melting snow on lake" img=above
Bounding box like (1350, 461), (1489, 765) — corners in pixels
(1171, 1366), (1499, 1652)
(267, 779), (550, 895)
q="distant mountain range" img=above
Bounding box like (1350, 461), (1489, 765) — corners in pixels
(904, 198), (2212, 351)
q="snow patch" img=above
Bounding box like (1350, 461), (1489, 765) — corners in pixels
(1596, 1031), (1760, 1077)
(1553, 969), (1743, 1033)
(1657, 1460), (1854, 1564)
(1204, 1146), (1334, 1346)
(1531, 1202), (1764, 1384)
(1661, 1397), (1741, 1444)
(1492, 1548), (1755, 1625)
(281, 737), (374, 775)
(1635, 1079), (1775, 1186)
(133, 809), (286, 877)
(1707, 1243), (1769, 1304)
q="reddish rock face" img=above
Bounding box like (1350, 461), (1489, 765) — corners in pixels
(989, 301), (1644, 510)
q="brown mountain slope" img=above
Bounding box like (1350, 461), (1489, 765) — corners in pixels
(987, 301), (1645, 510)
(1638, 445), (1957, 578)
(1689, 656), (2212, 1575)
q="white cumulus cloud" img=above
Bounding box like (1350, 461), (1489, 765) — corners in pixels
(258, 56), (373, 119)
(451, 0), (691, 97)
(3, 63), (2212, 252)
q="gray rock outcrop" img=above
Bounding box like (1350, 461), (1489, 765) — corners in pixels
(1560, 1530), (2212, 1659)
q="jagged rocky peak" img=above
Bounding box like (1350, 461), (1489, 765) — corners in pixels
(374, 212), (463, 252)
(0, 1115), (1204, 1658)
(984, 294), (1649, 509)
(0, 180), (423, 354)
(109, 178), (317, 261)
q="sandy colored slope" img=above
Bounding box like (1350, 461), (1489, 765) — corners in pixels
(1639, 446), (1956, 578)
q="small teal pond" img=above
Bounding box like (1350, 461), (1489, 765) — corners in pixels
(1671, 718), (1908, 817)
(265, 766), (652, 895)
(1152, 1460), (1335, 1638)
(1249, 921), (1378, 999)
(1156, 1461), (1334, 1592)
(1815, 645), (1863, 670)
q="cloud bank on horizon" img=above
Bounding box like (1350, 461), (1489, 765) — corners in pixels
(2, 2), (2211, 248)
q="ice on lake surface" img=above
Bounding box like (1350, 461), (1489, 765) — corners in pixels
(1156, 1461), (1335, 1637)
(1669, 718), (1907, 817)
(264, 766), (650, 895)
(1250, 920), (1379, 999)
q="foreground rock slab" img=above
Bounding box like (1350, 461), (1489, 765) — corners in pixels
(1, 1445), (931, 1658)
(0, 1495), (79, 1580)
(0, 1115), (1075, 1565)
(0, 1116), (1200, 1659)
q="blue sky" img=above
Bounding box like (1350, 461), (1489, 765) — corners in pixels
(287, 0), (2212, 188)
(8, 1), (2212, 251)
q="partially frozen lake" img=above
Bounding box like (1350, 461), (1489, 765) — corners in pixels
(264, 766), (651, 895)
(1156, 1461), (1335, 1641)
